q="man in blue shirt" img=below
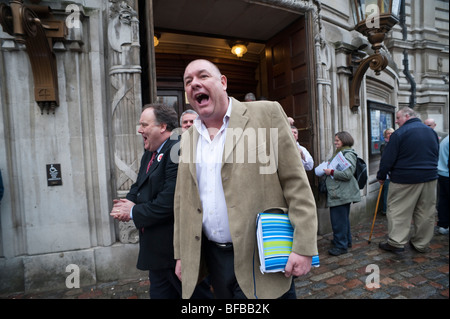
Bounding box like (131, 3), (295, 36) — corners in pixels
(437, 135), (449, 235)
(377, 107), (439, 253)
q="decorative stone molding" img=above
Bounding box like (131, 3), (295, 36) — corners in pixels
(250, 0), (314, 12)
(0, 1), (66, 114)
(119, 221), (139, 244)
(108, 0), (143, 243)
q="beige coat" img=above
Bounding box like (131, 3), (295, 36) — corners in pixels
(174, 98), (318, 299)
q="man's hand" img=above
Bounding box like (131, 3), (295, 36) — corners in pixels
(175, 259), (182, 281)
(284, 252), (312, 277)
(299, 148), (306, 161)
(110, 198), (135, 222)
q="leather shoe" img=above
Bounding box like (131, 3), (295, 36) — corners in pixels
(379, 242), (405, 253)
(409, 240), (430, 253)
(328, 247), (347, 256)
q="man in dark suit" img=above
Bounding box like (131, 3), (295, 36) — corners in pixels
(111, 103), (211, 299)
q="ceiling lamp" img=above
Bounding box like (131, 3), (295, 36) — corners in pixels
(230, 41), (248, 58)
(153, 33), (160, 47)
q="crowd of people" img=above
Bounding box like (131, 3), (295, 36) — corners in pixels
(108, 59), (448, 299)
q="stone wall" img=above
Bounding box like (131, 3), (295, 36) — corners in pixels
(0, 0), (145, 293)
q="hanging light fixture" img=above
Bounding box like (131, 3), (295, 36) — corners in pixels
(153, 33), (160, 47)
(349, 0), (402, 112)
(230, 41), (248, 58)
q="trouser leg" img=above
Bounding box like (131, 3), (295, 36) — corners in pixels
(386, 182), (416, 248)
(148, 268), (181, 299)
(437, 176), (449, 228)
(330, 204), (351, 250)
(410, 180), (437, 250)
(203, 236), (246, 299)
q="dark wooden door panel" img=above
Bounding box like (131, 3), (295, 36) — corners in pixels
(266, 16), (314, 182)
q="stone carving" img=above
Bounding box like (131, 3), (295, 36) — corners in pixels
(119, 221), (139, 244)
(108, 0), (143, 243)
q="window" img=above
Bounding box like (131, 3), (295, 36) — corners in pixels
(368, 100), (395, 156)
(156, 90), (185, 118)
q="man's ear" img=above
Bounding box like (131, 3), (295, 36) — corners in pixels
(221, 74), (227, 91)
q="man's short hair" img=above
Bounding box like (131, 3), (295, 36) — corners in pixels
(143, 103), (179, 131)
(180, 109), (198, 126)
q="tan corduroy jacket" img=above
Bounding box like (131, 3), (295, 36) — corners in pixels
(174, 97), (318, 299)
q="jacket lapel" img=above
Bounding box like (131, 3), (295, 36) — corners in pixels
(188, 127), (199, 182)
(137, 139), (173, 188)
(222, 98), (249, 166)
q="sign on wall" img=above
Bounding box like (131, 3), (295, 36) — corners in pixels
(368, 101), (395, 155)
(46, 164), (62, 186)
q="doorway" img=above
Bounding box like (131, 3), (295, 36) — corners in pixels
(266, 18), (315, 179)
(139, 1), (315, 179)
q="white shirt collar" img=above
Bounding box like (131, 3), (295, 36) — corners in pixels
(193, 97), (232, 142)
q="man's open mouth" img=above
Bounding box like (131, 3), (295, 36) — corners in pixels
(195, 93), (209, 104)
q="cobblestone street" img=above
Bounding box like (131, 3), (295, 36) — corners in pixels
(296, 215), (449, 299)
(1, 214), (448, 300)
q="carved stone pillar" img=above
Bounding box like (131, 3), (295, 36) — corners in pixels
(311, 1), (333, 162)
(107, 0), (143, 243)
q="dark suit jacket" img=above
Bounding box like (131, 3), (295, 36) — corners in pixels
(127, 137), (179, 271)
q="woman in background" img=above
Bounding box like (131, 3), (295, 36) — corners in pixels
(323, 131), (361, 256)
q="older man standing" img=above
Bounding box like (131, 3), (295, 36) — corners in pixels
(377, 107), (439, 253)
(174, 59), (317, 299)
(424, 118), (448, 141)
(180, 109), (198, 132)
(110, 103), (211, 299)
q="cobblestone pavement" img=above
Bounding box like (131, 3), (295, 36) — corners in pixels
(1, 214), (448, 300)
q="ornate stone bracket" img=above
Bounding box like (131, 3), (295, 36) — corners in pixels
(0, 0), (66, 114)
(349, 51), (388, 112)
(349, 14), (398, 113)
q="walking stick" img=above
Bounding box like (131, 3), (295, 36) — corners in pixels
(368, 184), (384, 244)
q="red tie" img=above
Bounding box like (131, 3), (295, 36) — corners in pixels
(146, 151), (157, 173)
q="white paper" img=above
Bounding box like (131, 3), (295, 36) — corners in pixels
(314, 161), (328, 177)
(329, 151), (351, 172)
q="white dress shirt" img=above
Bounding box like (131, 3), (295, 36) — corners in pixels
(194, 98), (233, 243)
(297, 142), (314, 171)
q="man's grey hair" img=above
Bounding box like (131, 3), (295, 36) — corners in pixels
(180, 109), (198, 126)
(398, 106), (418, 118)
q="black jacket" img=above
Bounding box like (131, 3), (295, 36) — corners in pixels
(377, 118), (439, 184)
(126, 137), (179, 270)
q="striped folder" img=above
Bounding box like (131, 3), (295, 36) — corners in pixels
(256, 210), (320, 274)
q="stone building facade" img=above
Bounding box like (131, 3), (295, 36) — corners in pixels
(0, 0), (448, 294)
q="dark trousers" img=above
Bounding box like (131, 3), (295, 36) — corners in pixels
(202, 235), (296, 299)
(437, 175), (449, 228)
(148, 268), (213, 299)
(330, 203), (352, 250)
(382, 179), (391, 213)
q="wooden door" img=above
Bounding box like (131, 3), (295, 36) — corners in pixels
(266, 17), (315, 179)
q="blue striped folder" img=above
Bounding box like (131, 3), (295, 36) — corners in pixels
(256, 210), (320, 274)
